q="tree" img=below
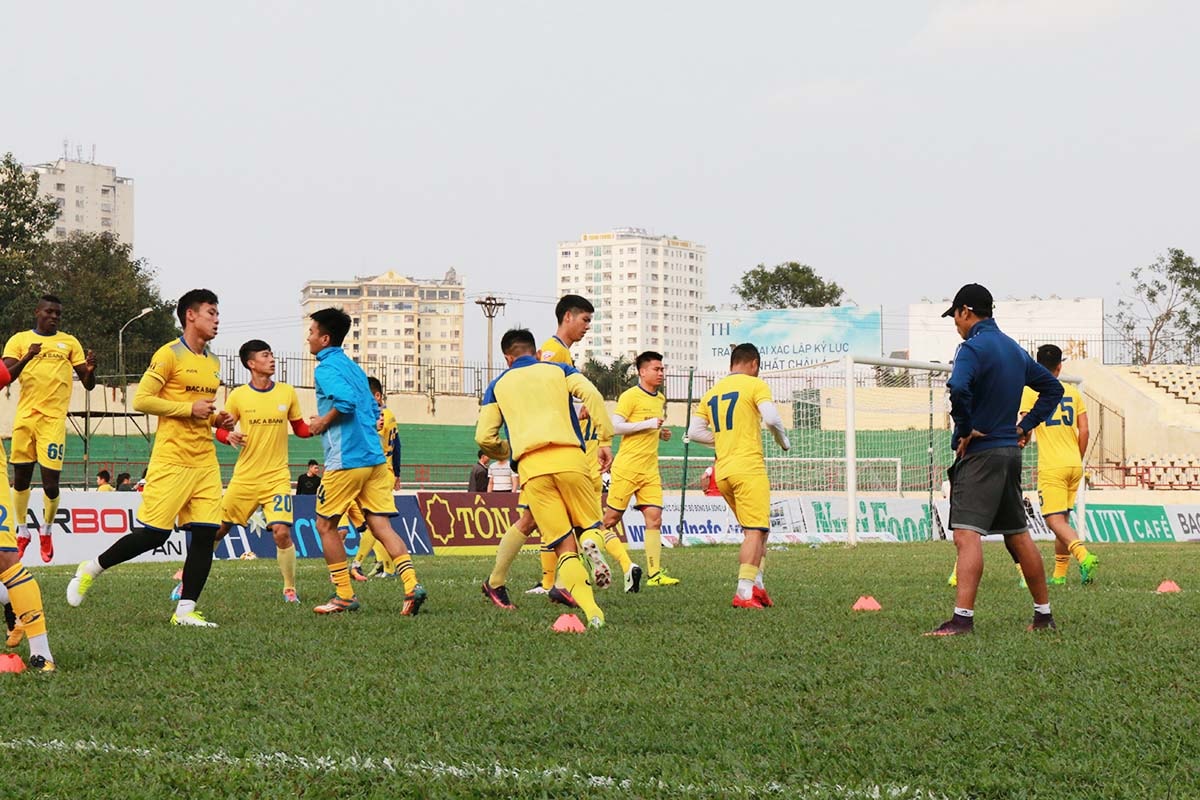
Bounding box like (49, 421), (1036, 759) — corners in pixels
(581, 355), (635, 401)
(732, 262), (844, 310)
(1112, 248), (1200, 365)
(0, 232), (178, 379)
(0, 152), (61, 332)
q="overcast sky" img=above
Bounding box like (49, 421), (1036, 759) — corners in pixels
(5, 1), (1198, 360)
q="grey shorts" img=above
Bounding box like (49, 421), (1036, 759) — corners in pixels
(947, 447), (1028, 536)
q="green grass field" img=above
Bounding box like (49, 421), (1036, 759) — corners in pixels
(10, 543), (1199, 799)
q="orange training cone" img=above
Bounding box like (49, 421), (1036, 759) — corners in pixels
(853, 595), (883, 611)
(552, 613), (587, 633)
(1157, 580), (1181, 593)
(173, 569), (184, 581)
(0, 654), (26, 674)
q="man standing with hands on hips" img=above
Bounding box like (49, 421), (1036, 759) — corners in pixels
(927, 284), (1063, 637)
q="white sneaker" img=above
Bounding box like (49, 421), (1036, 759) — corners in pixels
(525, 584), (549, 595)
(170, 610), (218, 628)
(581, 539), (612, 589)
(589, 615), (605, 630)
(66, 562), (95, 607)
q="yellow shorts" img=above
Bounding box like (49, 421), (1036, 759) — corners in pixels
(221, 476), (295, 527)
(0, 458), (16, 551)
(10, 414), (67, 471)
(606, 470), (663, 512)
(317, 464), (396, 522)
(1038, 466), (1083, 517)
(344, 501), (366, 531)
(718, 473), (771, 532)
(138, 461), (223, 531)
(524, 471), (600, 547)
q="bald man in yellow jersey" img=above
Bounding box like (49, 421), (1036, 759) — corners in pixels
(212, 340), (312, 602)
(476, 327), (612, 627)
(3, 294), (96, 562)
(601, 351), (677, 587)
(67, 289), (235, 628)
(1021, 344), (1099, 586)
(689, 344), (791, 608)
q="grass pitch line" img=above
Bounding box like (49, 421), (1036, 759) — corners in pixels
(0, 738), (949, 799)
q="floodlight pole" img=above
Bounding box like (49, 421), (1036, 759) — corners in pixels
(475, 295), (507, 385)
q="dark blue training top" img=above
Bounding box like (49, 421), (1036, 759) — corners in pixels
(947, 318), (1064, 455)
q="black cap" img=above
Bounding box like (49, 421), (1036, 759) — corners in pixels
(941, 283), (993, 318)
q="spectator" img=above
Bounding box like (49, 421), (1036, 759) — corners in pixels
(296, 459), (322, 495)
(470, 450), (490, 492)
(487, 457), (517, 492)
(96, 470), (116, 492)
(115, 472), (134, 492)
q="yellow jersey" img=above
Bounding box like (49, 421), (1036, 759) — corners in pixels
(539, 334), (610, 463)
(1021, 383), (1086, 471)
(695, 373), (775, 477)
(134, 338), (223, 467)
(612, 385), (666, 477)
(225, 381), (303, 483)
(380, 407), (401, 476)
(2, 329), (86, 418)
(476, 355), (611, 480)
(97, 484), (116, 492)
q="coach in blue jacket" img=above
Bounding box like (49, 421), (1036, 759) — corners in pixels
(928, 284), (1064, 637)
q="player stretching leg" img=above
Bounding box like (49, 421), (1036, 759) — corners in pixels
(689, 344), (790, 608)
(3, 294), (96, 563)
(306, 308), (425, 616)
(207, 341), (312, 603)
(1022, 345), (1099, 586)
(602, 352), (677, 587)
(67, 290), (234, 627)
(476, 328), (612, 627)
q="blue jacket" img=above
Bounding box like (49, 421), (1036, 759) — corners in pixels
(313, 346), (385, 471)
(947, 318), (1063, 455)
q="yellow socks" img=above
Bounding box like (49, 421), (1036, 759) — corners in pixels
(1015, 563), (1025, 578)
(328, 560), (354, 600)
(603, 528), (633, 573)
(736, 562), (758, 599)
(395, 557), (417, 595)
(353, 529), (378, 566)
(540, 547), (557, 591)
(13, 489), (30, 531)
(372, 543), (394, 573)
(43, 494), (61, 533)
(489, 523), (529, 588)
(557, 552), (603, 623)
(278, 545), (297, 591)
(645, 528), (662, 576)
(1067, 539), (1091, 564)
(1053, 554), (1070, 579)
(1, 563), (46, 638)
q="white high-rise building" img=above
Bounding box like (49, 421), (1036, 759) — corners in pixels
(555, 228), (706, 368)
(300, 268), (465, 393)
(25, 157), (135, 246)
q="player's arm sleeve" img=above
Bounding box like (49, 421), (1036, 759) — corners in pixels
(69, 337), (87, 367)
(475, 402), (511, 460)
(566, 372), (613, 442)
(611, 415), (658, 435)
(758, 401), (791, 450)
(390, 430), (402, 476)
(318, 366), (357, 414)
(687, 414), (715, 446)
(132, 351), (192, 417)
(1018, 386), (1035, 419)
(1017, 356), (1064, 433)
(946, 347), (978, 441)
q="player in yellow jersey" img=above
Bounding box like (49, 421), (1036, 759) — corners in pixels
(1021, 344), (1099, 585)
(476, 328), (612, 627)
(3, 294), (96, 562)
(601, 351), (678, 587)
(209, 340), (313, 602)
(349, 376), (403, 581)
(0, 360), (57, 670)
(67, 289), (235, 628)
(689, 344), (791, 608)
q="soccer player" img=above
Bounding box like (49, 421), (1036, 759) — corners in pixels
(306, 308), (425, 616)
(2, 294), (96, 562)
(96, 470), (116, 492)
(349, 376), (403, 581)
(0, 360), (56, 670)
(538, 295), (640, 592)
(1022, 344), (1099, 586)
(927, 284), (1063, 636)
(212, 340), (312, 602)
(475, 328), (612, 627)
(688, 344), (791, 608)
(601, 351), (677, 587)
(66, 289), (234, 628)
